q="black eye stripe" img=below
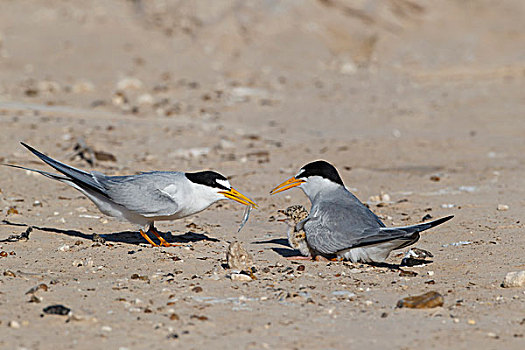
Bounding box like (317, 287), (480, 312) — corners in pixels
(185, 171), (229, 190)
(296, 160), (344, 186)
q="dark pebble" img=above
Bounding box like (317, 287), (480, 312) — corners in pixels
(43, 304), (71, 316)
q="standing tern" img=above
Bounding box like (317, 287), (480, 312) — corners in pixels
(270, 160), (453, 263)
(4, 143), (257, 247)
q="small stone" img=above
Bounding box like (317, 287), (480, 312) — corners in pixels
(192, 286), (203, 293)
(0, 251), (7, 258)
(116, 77), (143, 90)
(25, 283), (48, 294)
(3, 270), (16, 277)
(230, 273), (252, 282)
(487, 332), (499, 338)
(7, 207), (19, 215)
(137, 93), (154, 105)
(169, 313), (180, 321)
(502, 271), (525, 288)
(340, 61), (357, 75)
(397, 291), (444, 309)
(130, 274), (149, 281)
(399, 270), (418, 277)
(101, 326), (112, 332)
(43, 304), (71, 316)
(497, 204), (509, 211)
(190, 315), (208, 321)
(29, 295), (42, 303)
(58, 244), (70, 252)
(72, 80), (95, 93)
(467, 319), (476, 325)
(422, 214), (433, 221)
(8, 320), (21, 329)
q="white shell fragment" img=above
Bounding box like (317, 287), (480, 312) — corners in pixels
(502, 271), (525, 288)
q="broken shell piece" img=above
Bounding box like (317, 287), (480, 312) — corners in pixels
(230, 273), (252, 282)
(497, 204), (509, 211)
(397, 291), (444, 309)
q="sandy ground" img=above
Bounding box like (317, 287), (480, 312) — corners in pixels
(1, 1), (524, 349)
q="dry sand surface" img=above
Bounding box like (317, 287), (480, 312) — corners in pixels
(1, 1), (524, 349)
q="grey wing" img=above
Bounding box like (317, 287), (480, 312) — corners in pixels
(96, 172), (180, 217)
(305, 200), (407, 255)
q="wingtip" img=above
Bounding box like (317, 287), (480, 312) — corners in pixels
(20, 142), (34, 151)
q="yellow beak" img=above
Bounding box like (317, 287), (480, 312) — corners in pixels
(219, 187), (258, 208)
(270, 177), (305, 195)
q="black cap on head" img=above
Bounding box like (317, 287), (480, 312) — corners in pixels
(185, 171), (230, 190)
(296, 160), (344, 186)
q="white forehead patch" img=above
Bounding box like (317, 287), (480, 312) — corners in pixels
(216, 179), (231, 189)
(296, 168), (305, 177)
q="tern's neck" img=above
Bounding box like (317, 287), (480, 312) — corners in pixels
(183, 181), (221, 215)
(300, 177), (344, 201)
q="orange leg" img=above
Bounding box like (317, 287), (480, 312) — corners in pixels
(139, 229), (159, 247)
(149, 226), (181, 247)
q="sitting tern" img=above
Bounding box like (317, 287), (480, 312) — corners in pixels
(270, 160), (453, 263)
(5, 143), (257, 247)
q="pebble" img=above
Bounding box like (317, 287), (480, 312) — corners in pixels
(101, 326), (112, 332)
(502, 271), (525, 288)
(3, 270), (16, 277)
(29, 295), (43, 303)
(331, 290), (356, 299)
(137, 93), (154, 105)
(116, 77), (143, 90)
(230, 273), (252, 282)
(441, 203), (455, 208)
(397, 291), (444, 309)
(43, 304), (71, 316)
(25, 283), (48, 294)
(72, 80), (95, 93)
(467, 319), (476, 325)
(8, 320), (21, 329)
(58, 244), (70, 252)
(340, 61), (357, 75)
(497, 204), (509, 211)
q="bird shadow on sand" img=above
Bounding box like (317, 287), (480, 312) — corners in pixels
(1, 220), (219, 245)
(252, 237), (302, 258)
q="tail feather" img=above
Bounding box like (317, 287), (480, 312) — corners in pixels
(2, 163), (69, 181)
(382, 215), (454, 235)
(14, 143), (108, 196)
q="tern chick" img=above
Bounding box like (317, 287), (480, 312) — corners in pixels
(271, 160), (453, 263)
(277, 205), (314, 258)
(4, 143), (257, 247)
